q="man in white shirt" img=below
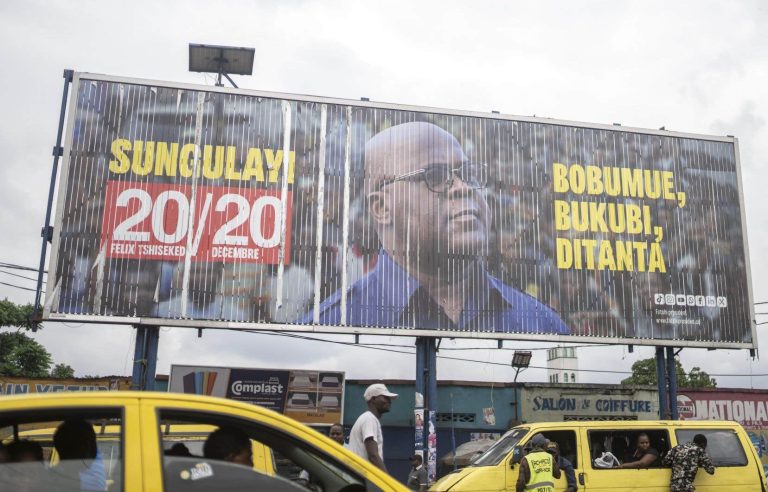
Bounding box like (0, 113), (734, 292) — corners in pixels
(348, 383), (398, 471)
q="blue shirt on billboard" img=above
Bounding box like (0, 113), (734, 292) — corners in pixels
(300, 252), (569, 334)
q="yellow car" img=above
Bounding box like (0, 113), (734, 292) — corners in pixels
(2, 423), (276, 480)
(0, 391), (407, 491)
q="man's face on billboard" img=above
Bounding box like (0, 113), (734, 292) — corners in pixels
(367, 123), (489, 262)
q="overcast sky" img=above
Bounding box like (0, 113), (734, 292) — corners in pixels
(0, 0), (766, 388)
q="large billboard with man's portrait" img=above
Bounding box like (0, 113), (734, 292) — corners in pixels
(43, 72), (755, 348)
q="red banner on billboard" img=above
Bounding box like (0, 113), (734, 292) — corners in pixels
(101, 181), (291, 264)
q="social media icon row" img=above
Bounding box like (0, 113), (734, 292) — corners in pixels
(653, 294), (727, 308)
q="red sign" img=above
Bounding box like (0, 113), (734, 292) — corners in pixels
(101, 180), (292, 264)
(677, 391), (768, 429)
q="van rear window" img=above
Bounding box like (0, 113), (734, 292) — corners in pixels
(674, 429), (747, 467)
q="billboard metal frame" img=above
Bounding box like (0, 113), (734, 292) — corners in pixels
(41, 72), (757, 350)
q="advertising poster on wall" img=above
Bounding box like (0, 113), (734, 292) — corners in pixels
(0, 376), (131, 395)
(44, 73), (754, 348)
(427, 410), (437, 483)
(414, 408), (424, 447)
(169, 364), (344, 425)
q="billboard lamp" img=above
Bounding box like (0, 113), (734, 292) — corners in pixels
(511, 350), (532, 382)
(189, 43), (254, 88)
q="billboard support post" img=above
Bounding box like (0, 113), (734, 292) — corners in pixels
(130, 326), (146, 390)
(666, 347), (679, 419)
(33, 69), (73, 324)
(415, 337), (438, 483)
(655, 347), (668, 418)
(415, 338), (425, 455)
(131, 325), (160, 391)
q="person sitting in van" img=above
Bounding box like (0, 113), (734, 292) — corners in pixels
(610, 434), (630, 461)
(516, 434), (561, 492)
(53, 419), (107, 491)
(203, 426), (253, 468)
(165, 443), (193, 457)
(619, 433), (659, 469)
(546, 442), (576, 492)
(662, 434), (715, 492)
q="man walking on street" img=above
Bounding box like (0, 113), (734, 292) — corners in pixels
(662, 434), (715, 492)
(348, 383), (398, 471)
(516, 434), (561, 492)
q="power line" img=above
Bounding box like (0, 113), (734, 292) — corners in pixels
(0, 281), (42, 293)
(244, 330), (616, 354)
(0, 262), (45, 274)
(0, 269), (42, 283)
(247, 330), (416, 356)
(231, 329), (762, 378)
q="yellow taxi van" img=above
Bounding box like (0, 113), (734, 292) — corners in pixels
(431, 420), (767, 491)
(0, 391), (407, 491)
(3, 423), (276, 480)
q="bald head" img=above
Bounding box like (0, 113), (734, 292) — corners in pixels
(364, 122), (490, 273)
(365, 122), (465, 193)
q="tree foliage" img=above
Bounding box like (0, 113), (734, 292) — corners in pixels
(0, 299), (36, 330)
(621, 357), (716, 388)
(0, 331), (52, 377)
(50, 363), (75, 378)
(1, 299), (72, 378)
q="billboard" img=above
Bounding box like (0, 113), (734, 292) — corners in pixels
(43, 72), (755, 347)
(168, 364), (344, 425)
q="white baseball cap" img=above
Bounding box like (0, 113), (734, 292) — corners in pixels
(364, 383), (398, 401)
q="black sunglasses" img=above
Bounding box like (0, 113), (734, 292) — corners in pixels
(379, 162), (488, 193)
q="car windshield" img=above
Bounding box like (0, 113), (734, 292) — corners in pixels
(471, 428), (528, 467)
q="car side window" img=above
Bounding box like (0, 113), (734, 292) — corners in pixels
(0, 408), (123, 491)
(674, 429), (747, 467)
(158, 410), (368, 492)
(526, 430), (578, 468)
(588, 429), (669, 469)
